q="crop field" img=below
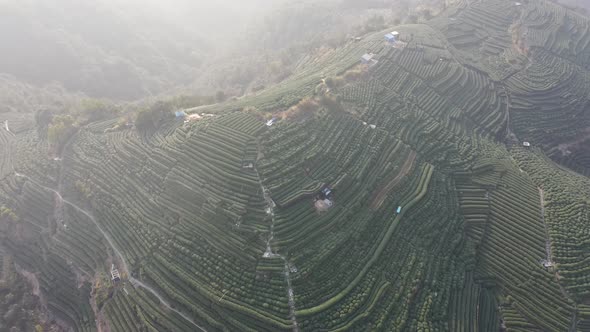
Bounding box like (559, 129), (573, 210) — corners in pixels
(512, 147), (590, 303)
(462, 160), (574, 330)
(1, 0), (590, 331)
(438, 0), (590, 175)
(0, 126), (13, 180)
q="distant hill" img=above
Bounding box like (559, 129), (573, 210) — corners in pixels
(557, 0), (590, 11)
(0, 0), (283, 100)
(0, 0), (444, 101)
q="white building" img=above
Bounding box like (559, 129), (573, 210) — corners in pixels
(111, 264), (121, 282)
(361, 53), (374, 64)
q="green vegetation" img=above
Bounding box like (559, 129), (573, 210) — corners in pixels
(0, 253), (46, 331)
(135, 101), (174, 134)
(47, 114), (76, 148)
(0, 0), (589, 331)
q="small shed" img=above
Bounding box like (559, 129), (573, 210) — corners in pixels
(523, 142), (531, 147)
(184, 113), (203, 123)
(385, 33), (396, 43)
(396, 206), (402, 214)
(175, 111), (187, 119)
(266, 117), (277, 127)
(391, 31), (400, 37)
(361, 53), (374, 64)
(322, 187), (332, 197)
(111, 264), (121, 282)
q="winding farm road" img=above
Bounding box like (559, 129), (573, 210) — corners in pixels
(14, 172), (208, 332)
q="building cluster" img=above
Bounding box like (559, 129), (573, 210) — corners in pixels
(360, 31), (405, 65)
(385, 31), (400, 44)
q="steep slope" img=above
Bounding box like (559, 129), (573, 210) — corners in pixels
(431, 0), (590, 175)
(0, 0), (589, 331)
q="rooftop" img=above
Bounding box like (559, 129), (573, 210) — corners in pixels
(111, 268), (121, 281)
(361, 53), (374, 61)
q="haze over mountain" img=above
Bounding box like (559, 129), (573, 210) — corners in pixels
(0, 0), (441, 101)
(0, 0), (290, 100)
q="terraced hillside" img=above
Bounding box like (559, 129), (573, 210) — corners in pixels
(432, 0), (590, 175)
(0, 0), (590, 331)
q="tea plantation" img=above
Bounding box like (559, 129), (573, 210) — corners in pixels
(0, 0), (589, 331)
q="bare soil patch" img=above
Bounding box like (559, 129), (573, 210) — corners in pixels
(370, 151), (417, 210)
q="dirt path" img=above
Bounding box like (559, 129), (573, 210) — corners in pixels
(501, 86), (517, 142)
(14, 172), (208, 332)
(89, 281), (111, 332)
(129, 278), (207, 330)
(12, 128), (208, 332)
(254, 161), (299, 332)
(370, 150), (417, 210)
(538, 187), (578, 331)
(538, 188), (554, 265)
(557, 127), (590, 156)
(15, 265), (41, 297)
(4, 120), (14, 136)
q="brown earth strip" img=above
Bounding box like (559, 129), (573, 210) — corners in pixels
(370, 150), (417, 210)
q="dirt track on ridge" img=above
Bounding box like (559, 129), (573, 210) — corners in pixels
(370, 150), (417, 210)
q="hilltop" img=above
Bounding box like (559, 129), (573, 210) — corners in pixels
(0, 0), (590, 331)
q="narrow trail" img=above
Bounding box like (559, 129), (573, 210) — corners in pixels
(538, 187), (578, 332)
(500, 85), (518, 143)
(2, 120), (17, 180)
(4, 120), (14, 136)
(370, 150), (417, 210)
(538, 188), (552, 264)
(15, 265), (41, 297)
(128, 278), (205, 330)
(13, 172), (208, 332)
(254, 165), (299, 332)
(8, 127), (206, 331)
